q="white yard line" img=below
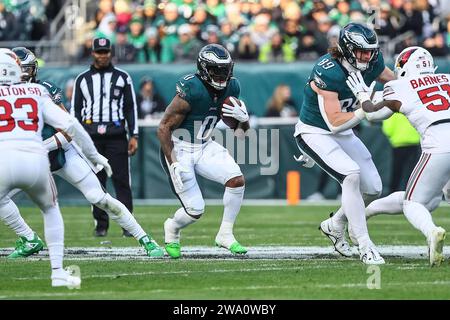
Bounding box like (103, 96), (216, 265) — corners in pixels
(0, 245), (447, 261)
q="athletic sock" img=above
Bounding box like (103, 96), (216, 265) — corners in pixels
(403, 200), (436, 239)
(42, 204), (64, 270)
(366, 191), (404, 219)
(0, 199), (35, 240)
(96, 194), (146, 240)
(217, 186), (245, 239)
(341, 174), (371, 248)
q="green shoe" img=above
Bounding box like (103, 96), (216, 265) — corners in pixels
(229, 241), (248, 255)
(216, 241), (248, 255)
(139, 235), (164, 258)
(165, 242), (181, 259)
(7, 233), (44, 259)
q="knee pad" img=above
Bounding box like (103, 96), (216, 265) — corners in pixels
(343, 173), (360, 189)
(95, 193), (125, 217)
(84, 188), (106, 205)
(184, 198), (205, 218)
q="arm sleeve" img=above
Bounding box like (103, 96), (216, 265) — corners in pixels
(365, 90), (394, 121)
(71, 74), (84, 122)
(318, 94), (365, 134)
(382, 82), (401, 102)
(122, 73), (139, 136)
(365, 107), (394, 121)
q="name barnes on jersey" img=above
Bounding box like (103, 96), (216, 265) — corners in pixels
(409, 74), (449, 89)
(0, 85), (43, 96)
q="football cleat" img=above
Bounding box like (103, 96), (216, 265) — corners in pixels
(428, 227), (446, 267)
(51, 268), (81, 289)
(139, 235), (164, 258)
(7, 233), (44, 259)
(165, 242), (181, 259)
(215, 233), (247, 255)
(359, 245), (385, 265)
(319, 217), (353, 257)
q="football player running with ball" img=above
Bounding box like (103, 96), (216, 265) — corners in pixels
(158, 44), (249, 259)
(347, 46), (449, 267)
(294, 23), (395, 264)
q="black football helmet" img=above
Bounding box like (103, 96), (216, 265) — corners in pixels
(12, 47), (38, 82)
(338, 23), (379, 71)
(197, 44), (234, 90)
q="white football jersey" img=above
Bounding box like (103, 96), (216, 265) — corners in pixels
(383, 73), (450, 152)
(0, 83), (72, 154)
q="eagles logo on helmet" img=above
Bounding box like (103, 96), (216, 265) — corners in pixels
(12, 47), (38, 82)
(197, 44), (234, 90)
(338, 23), (379, 71)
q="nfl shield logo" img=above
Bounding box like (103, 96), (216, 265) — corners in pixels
(97, 124), (107, 135)
(99, 38), (107, 46)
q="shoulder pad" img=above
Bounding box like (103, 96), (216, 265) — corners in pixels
(228, 77), (241, 97)
(176, 74), (198, 102)
(312, 66), (343, 91)
(40, 80), (62, 105)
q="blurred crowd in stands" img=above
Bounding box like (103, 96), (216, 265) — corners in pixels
(2, 0), (450, 63)
(0, 0), (64, 42)
(75, 0), (450, 63)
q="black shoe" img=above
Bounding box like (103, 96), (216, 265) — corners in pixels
(94, 229), (107, 237)
(122, 229), (133, 238)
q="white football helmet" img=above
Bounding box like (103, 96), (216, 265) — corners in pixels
(0, 50), (22, 85)
(394, 46), (435, 78)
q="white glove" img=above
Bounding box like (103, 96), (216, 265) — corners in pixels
(346, 71), (375, 104)
(169, 162), (189, 192)
(92, 154), (113, 177)
(294, 153), (315, 168)
(222, 97), (249, 123)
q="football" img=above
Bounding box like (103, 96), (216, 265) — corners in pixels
(221, 96), (240, 129)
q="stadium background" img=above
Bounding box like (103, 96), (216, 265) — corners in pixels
(2, 0), (450, 302)
(2, 0), (450, 202)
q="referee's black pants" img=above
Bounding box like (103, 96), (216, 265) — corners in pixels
(92, 134), (133, 231)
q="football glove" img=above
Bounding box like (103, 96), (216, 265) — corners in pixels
(346, 71), (375, 104)
(92, 154), (113, 177)
(169, 162), (190, 193)
(222, 97), (249, 123)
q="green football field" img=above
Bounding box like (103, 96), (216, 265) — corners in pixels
(0, 205), (449, 300)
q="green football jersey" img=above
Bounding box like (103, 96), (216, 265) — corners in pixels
(38, 79), (66, 171)
(174, 74), (240, 143)
(300, 52), (385, 131)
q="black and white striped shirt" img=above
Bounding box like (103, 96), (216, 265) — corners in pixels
(71, 64), (138, 136)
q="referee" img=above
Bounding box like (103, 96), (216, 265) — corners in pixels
(71, 37), (139, 237)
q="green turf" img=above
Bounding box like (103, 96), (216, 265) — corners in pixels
(0, 205), (449, 299)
